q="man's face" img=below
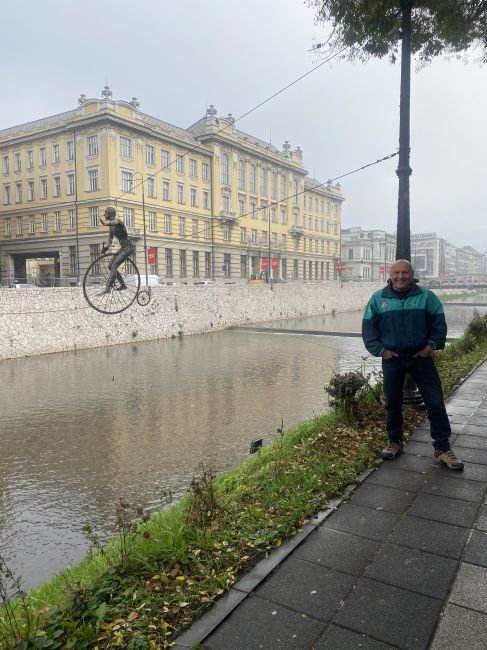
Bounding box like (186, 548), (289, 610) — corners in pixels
(390, 261), (413, 292)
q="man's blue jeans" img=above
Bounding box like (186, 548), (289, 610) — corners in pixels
(382, 355), (451, 452)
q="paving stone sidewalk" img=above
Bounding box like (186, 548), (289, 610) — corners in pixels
(175, 361), (487, 650)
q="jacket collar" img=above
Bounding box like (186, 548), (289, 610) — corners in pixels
(381, 281), (421, 299)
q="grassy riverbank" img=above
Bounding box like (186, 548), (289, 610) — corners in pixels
(2, 312), (487, 649)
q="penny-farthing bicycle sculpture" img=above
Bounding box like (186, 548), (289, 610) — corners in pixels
(83, 253), (151, 314)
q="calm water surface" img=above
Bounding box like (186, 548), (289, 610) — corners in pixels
(0, 301), (485, 590)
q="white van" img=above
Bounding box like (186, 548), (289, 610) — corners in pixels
(124, 274), (161, 287)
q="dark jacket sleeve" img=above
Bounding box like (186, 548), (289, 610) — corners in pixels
(362, 294), (385, 357)
(426, 290), (447, 350)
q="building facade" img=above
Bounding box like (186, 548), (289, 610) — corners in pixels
(341, 226), (396, 282)
(0, 89), (343, 285)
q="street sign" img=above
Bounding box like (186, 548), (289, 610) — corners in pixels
(221, 264), (227, 272)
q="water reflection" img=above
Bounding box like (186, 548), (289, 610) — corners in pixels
(0, 302), (485, 590)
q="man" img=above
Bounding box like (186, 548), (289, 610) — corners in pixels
(362, 259), (463, 470)
(98, 206), (135, 295)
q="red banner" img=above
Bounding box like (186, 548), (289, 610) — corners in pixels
(271, 258), (278, 270)
(341, 262), (346, 272)
(261, 258), (268, 270)
(147, 247), (157, 265)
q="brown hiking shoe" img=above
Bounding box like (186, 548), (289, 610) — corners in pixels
(434, 448), (464, 471)
(381, 442), (403, 460)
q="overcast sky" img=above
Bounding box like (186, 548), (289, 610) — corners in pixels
(2, 0), (486, 251)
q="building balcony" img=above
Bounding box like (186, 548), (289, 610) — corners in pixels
(289, 225), (304, 238)
(219, 210), (238, 226)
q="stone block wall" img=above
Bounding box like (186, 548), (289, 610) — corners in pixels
(0, 282), (382, 360)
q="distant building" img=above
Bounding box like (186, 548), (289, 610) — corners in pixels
(341, 226), (396, 281)
(0, 89), (343, 285)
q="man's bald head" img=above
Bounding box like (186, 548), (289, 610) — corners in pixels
(389, 259), (414, 292)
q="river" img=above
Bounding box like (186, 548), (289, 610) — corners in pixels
(0, 301), (485, 591)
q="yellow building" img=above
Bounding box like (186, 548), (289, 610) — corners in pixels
(0, 88), (343, 285)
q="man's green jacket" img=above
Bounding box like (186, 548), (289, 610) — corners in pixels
(362, 281), (447, 357)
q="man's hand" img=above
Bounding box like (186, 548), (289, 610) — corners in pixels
(382, 349), (398, 360)
(414, 344), (434, 358)
(102, 242), (109, 253)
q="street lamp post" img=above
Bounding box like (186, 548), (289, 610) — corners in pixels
(134, 171), (149, 286)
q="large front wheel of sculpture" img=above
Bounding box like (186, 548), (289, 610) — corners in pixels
(83, 254), (140, 314)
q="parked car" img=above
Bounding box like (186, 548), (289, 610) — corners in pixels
(194, 280), (216, 286)
(123, 274), (162, 287)
(10, 283), (38, 289)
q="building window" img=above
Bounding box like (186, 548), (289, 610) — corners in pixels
(222, 194), (230, 211)
(90, 244), (101, 274)
(68, 209), (75, 229)
(90, 207), (99, 227)
(281, 174), (286, 200)
(52, 144), (60, 164)
(120, 136), (132, 159)
(190, 187), (197, 206)
(179, 216), (186, 236)
(223, 253), (231, 278)
(161, 149), (169, 169)
(292, 180), (298, 205)
(240, 255), (247, 278)
(149, 211), (157, 232)
(271, 207), (277, 223)
(88, 169), (99, 192)
(271, 172), (277, 200)
(179, 250), (187, 277)
(204, 221), (210, 239)
(54, 211), (62, 231)
(165, 248), (173, 276)
(87, 135), (98, 157)
(250, 201), (257, 219)
(123, 207), (134, 227)
(66, 141), (74, 162)
(28, 181), (35, 201)
(240, 227), (246, 243)
(67, 173), (75, 195)
(53, 175), (61, 197)
(261, 202), (267, 221)
(260, 168), (268, 196)
(26, 150), (33, 169)
(281, 209), (287, 225)
(147, 175), (156, 198)
(205, 251), (211, 277)
(14, 152), (21, 171)
(250, 164), (256, 193)
(164, 214), (172, 233)
(251, 228), (257, 244)
(29, 215), (36, 234)
(239, 199), (245, 216)
(221, 153), (230, 185)
(202, 162), (209, 181)
(237, 160), (246, 191)
(193, 251), (199, 277)
(5, 218), (11, 236)
(41, 213), (49, 232)
(223, 225), (230, 241)
(3, 184), (10, 204)
(145, 144), (155, 165)
(261, 230), (267, 246)
(121, 170), (134, 192)
(15, 183), (22, 203)
(176, 154), (184, 174)
(203, 190), (209, 209)
(40, 147), (47, 167)
(189, 159), (197, 177)
(69, 246), (77, 275)
(16, 216), (23, 235)
(192, 219), (198, 237)
(162, 179), (170, 200)
(177, 184), (184, 203)
(2, 155), (9, 174)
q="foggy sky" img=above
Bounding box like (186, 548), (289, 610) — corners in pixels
(1, 0), (486, 251)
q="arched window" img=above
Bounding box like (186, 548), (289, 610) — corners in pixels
(221, 153), (230, 186)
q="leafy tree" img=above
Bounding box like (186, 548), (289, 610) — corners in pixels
(308, 0), (487, 63)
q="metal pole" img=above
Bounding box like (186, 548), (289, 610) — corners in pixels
(268, 205), (272, 287)
(396, 0), (414, 261)
(142, 175), (148, 286)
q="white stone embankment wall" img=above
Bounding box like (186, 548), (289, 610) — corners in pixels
(0, 283), (468, 360)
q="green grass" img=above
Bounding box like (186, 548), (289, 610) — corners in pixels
(2, 312), (487, 649)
